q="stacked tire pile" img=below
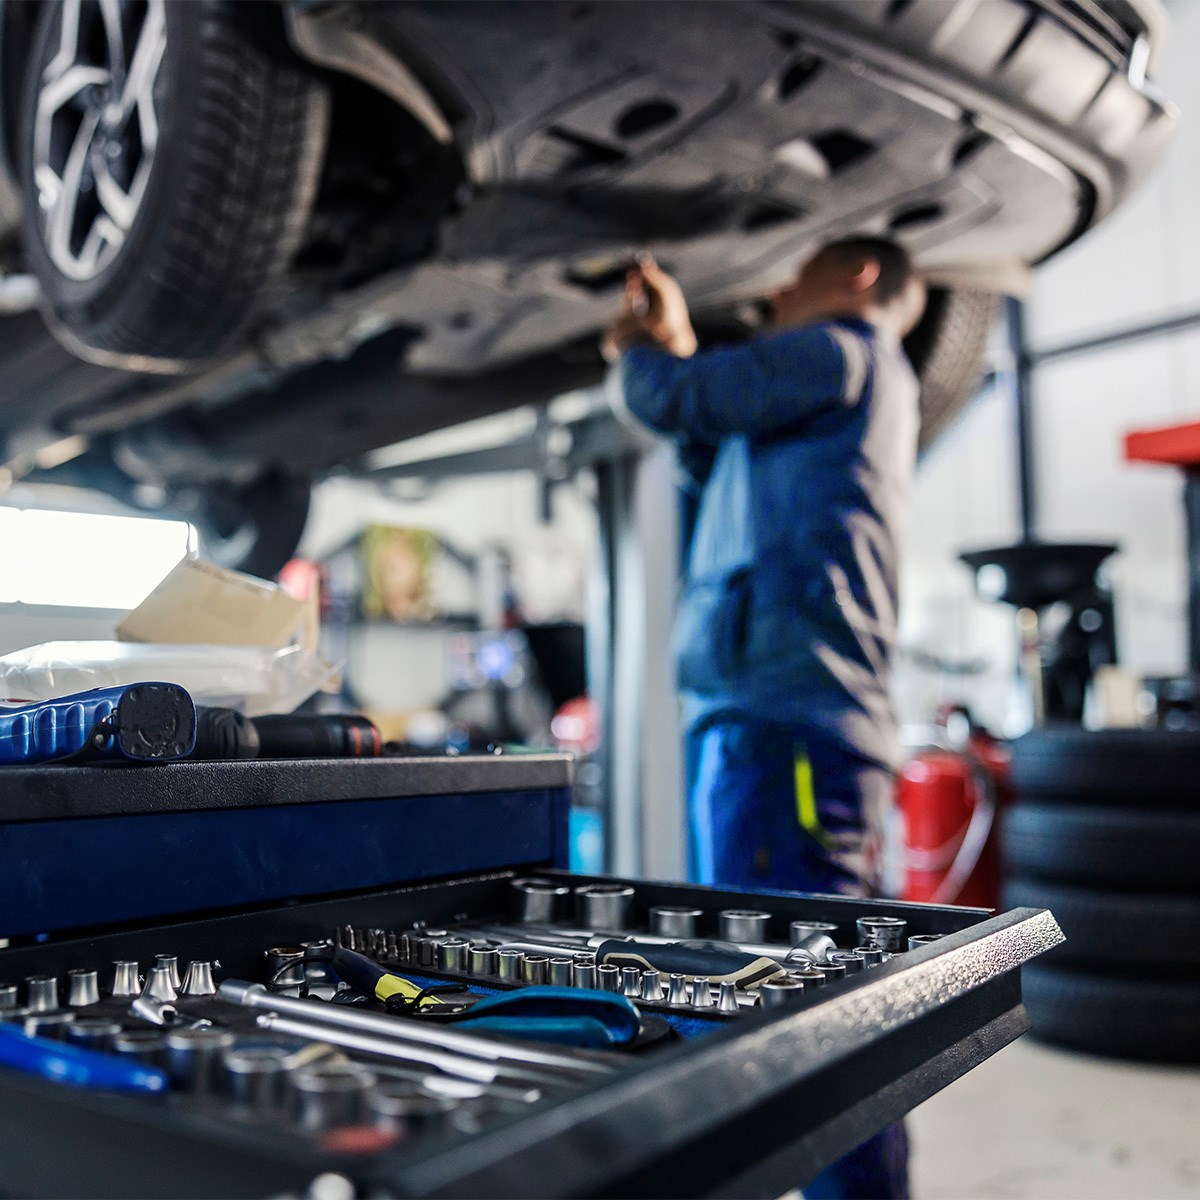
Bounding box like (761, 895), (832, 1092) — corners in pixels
(1001, 726), (1200, 1063)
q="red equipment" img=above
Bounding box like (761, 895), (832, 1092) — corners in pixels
(897, 710), (1011, 908)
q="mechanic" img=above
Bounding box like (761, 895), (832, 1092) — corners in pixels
(603, 237), (926, 1199)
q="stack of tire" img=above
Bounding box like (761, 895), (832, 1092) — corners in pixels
(1001, 726), (1200, 1063)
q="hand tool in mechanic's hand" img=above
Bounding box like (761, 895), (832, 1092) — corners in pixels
(856, 916), (907, 952)
(574, 884), (635, 931)
(221, 981), (614, 1079)
(718, 910), (771, 942)
(511, 878), (572, 923)
(0, 1024), (169, 1093)
(66, 969), (100, 1007)
(650, 906), (703, 938)
(0, 683), (196, 764)
(25, 976), (58, 1012)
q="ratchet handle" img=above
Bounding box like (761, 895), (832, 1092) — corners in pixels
(596, 939), (785, 988)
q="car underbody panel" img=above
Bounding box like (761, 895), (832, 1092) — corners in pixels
(0, 0), (1176, 491)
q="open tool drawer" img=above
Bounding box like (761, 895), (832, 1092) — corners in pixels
(0, 756), (1063, 1198)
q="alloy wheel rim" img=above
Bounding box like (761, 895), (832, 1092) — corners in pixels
(32, 0), (166, 282)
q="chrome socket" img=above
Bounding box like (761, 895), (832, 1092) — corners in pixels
(111, 961), (141, 998)
(223, 1041), (294, 1113)
(597, 964), (622, 993)
(469, 946), (499, 977)
(719, 910), (770, 943)
(497, 950), (525, 983)
(717, 980), (740, 1015)
(66, 969), (100, 1008)
(165, 1027), (237, 1094)
(141, 964), (178, 1004)
(667, 974), (690, 1008)
(827, 950), (864, 974)
(815, 962), (847, 984)
(790, 920), (838, 946)
(181, 961), (219, 997)
(438, 938), (471, 974)
(368, 1087), (456, 1133)
(760, 979), (806, 1009)
(854, 944), (884, 967)
(25, 976), (58, 1012)
(24, 1011), (75, 1039)
(574, 884), (635, 931)
(112, 1030), (167, 1062)
(908, 934), (944, 951)
(548, 958), (573, 987)
(690, 979), (714, 1009)
(66, 1018), (122, 1050)
(571, 961), (598, 990)
(856, 916), (907, 953)
(640, 970), (666, 1003)
(787, 968), (826, 988)
(522, 955), (549, 985)
(649, 906), (703, 938)
(155, 955), (183, 993)
(511, 877), (572, 923)
(0, 985), (16, 1010)
(621, 967), (642, 998)
(289, 1062), (375, 1131)
(264, 947), (305, 988)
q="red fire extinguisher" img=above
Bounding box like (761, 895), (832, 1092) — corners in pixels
(896, 707), (1011, 908)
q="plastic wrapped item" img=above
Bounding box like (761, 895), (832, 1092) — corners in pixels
(0, 642), (336, 717)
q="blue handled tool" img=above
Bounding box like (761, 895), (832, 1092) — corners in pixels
(0, 683), (196, 765)
(446, 988), (642, 1049)
(0, 1025), (169, 1092)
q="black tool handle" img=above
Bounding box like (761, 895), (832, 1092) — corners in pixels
(253, 714), (381, 758)
(597, 939), (784, 987)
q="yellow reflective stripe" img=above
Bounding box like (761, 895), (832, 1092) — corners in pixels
(375, 974), (443, 1007)
(794, 745), (833, 848)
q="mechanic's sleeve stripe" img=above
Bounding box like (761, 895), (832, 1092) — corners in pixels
(794, 745), (834, 849)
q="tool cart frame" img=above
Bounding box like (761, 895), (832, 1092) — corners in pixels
(0, 756), (1061, 1197)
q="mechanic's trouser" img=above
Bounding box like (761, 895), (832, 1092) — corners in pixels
(685, 721), (908, 1200)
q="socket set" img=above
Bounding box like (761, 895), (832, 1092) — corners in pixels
(0, 756), (1062, 1197)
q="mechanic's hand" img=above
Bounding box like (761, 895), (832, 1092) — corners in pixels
(601, 256), (698, 361)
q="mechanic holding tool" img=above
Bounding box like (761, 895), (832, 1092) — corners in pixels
(603, 237), (926, 1199)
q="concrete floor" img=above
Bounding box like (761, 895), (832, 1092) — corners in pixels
(910, 1037), (1200, 1199)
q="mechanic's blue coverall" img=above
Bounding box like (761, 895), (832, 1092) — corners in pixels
(621, 318), (919, 1199)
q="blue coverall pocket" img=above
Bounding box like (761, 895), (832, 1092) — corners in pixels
(675, 570), (752, 692)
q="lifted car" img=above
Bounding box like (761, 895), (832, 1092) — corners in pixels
(0, 0), (1176, 575)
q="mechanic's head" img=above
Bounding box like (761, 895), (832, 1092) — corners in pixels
(771, 236), (925, 335)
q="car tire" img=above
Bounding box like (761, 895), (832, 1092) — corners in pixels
(188, 473), (312, 581)
(18, 0), (328, 367)
(1002, 804), (1200, 892)
(1003, 877), (1200, 970)
(1023, 964), (1200, 1064)
(1009, 726), (1200, 806)
(904, 287), (999, 452)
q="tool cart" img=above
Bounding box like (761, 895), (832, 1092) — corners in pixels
(0, 754), (1062, 1198)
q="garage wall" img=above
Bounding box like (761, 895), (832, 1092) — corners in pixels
(897, 5), (1198, 732)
